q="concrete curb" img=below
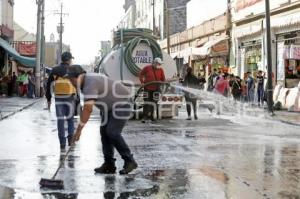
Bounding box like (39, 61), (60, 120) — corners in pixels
(0, 99), (41, 121)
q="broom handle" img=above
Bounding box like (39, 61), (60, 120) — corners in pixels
(51, 145), (74, 179)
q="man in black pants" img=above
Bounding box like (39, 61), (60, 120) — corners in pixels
(67, 66), (137, 175)
(183, 67), (205, 120)
(139, 58), (166, 122)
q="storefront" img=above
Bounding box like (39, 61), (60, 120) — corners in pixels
(0, 37), (36, 74)
(192, 36), (229, 78)
(239, 39), (262, 78)
(272, 10), (300, 88)
(233, 18), (264, 78)
(276, 31), (300, 88)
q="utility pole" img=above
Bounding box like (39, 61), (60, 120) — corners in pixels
(41, 0), (45, 65)
(265, 0), (274, 113)
(55, 3), (68, 59)
(40, 0), (45, 93)
(35, 0), (43, 97)
(164, 0), (170, 54)
(226, 0), (232, 67)
(152, 0), (156, 35)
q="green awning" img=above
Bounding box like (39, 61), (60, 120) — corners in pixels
(0, 37), (36, 67)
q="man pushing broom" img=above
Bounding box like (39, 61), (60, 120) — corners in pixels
(68, 65), (138, 175)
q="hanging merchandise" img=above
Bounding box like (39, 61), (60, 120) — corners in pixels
(290, 45), (300, 60)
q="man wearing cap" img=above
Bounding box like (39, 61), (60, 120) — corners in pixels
(67, 66), (138, 175)
(46, 52), (77, 151)
(139, 57), (166, 122)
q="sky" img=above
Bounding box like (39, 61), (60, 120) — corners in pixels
(187, 0), (227, 28)
(14, 0), (124, 64)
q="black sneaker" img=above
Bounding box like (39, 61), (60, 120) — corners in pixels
(94, 162), (116, 174)
(119, 160), (138, 175)
(194, 115), (198, 120)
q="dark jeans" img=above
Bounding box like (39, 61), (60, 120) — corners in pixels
(55, 97), (75, 146)
(27, 82), (35, 98)
(143, 89), (159, 120)
(100, 103), (134, 163)
(185, 94), (197, 117)
(257, 85), (264, 104)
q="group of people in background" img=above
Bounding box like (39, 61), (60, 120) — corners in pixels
(0, 71), (35, 98)
(207, 68), (266, 106)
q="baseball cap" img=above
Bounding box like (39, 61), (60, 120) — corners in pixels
(153, 57), (163, 65)
(61, 52), (74, 62)
(64, 65), (86, 78)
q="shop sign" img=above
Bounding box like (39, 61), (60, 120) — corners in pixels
(212, 41), (228, 54)
(17, 42), (37, 56)
(235, 0), (262, 12)
(290, 45), (300, 60)
(132, 42), (153, 69)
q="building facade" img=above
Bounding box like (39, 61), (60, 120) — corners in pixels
(120, 0), (190, 40)
(100, 41), (111, 58)
(44, 42), (70, 67)
(231, 0), (300, 87)
(0, 0), (14, 74)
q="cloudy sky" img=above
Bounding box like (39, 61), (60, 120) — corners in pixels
(14, 0), (124, 64)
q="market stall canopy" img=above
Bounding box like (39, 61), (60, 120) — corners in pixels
(0, 37), (36, 67)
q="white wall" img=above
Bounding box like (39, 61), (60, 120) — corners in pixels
(187, 0), (227, 28)
(1, 0), (13, 29)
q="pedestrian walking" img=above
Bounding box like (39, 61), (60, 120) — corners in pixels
(246, 72), (255, 104)
(256, 70), (265, 106)
(11, 72), (17, 96)
(139, 57), (166, 122)
(183, 67), (205, 120)
(17, 71), (28, 97)
(46, 52), (77, 150)
(231, 76), (242, 101)
(27, 72), (35, 98)
(67, 66), (138, 175)
(207, 69), (218, 92)
(214, 73), (230, 97)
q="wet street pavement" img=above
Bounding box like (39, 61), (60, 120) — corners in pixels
(0, 100), (300, 199)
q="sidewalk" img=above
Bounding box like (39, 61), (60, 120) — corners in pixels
(0, 97), (40, 120)
(273, 111), (300, 126)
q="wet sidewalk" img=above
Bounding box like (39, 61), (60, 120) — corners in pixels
(0, 97), (40, 120)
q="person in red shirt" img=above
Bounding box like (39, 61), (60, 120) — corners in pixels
(214, 73), (230, 97)
(139, 58), (166, 122)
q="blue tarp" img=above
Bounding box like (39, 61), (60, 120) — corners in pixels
(0, 37), (36, 67)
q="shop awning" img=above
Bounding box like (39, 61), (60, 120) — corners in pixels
(171, 36), (229, 61)
(271, 11), (300, 29)
(0, 37), (36, 67)
(195, 36), (229, 56)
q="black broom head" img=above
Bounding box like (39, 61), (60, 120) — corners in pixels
(39, 178), (64, 189)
